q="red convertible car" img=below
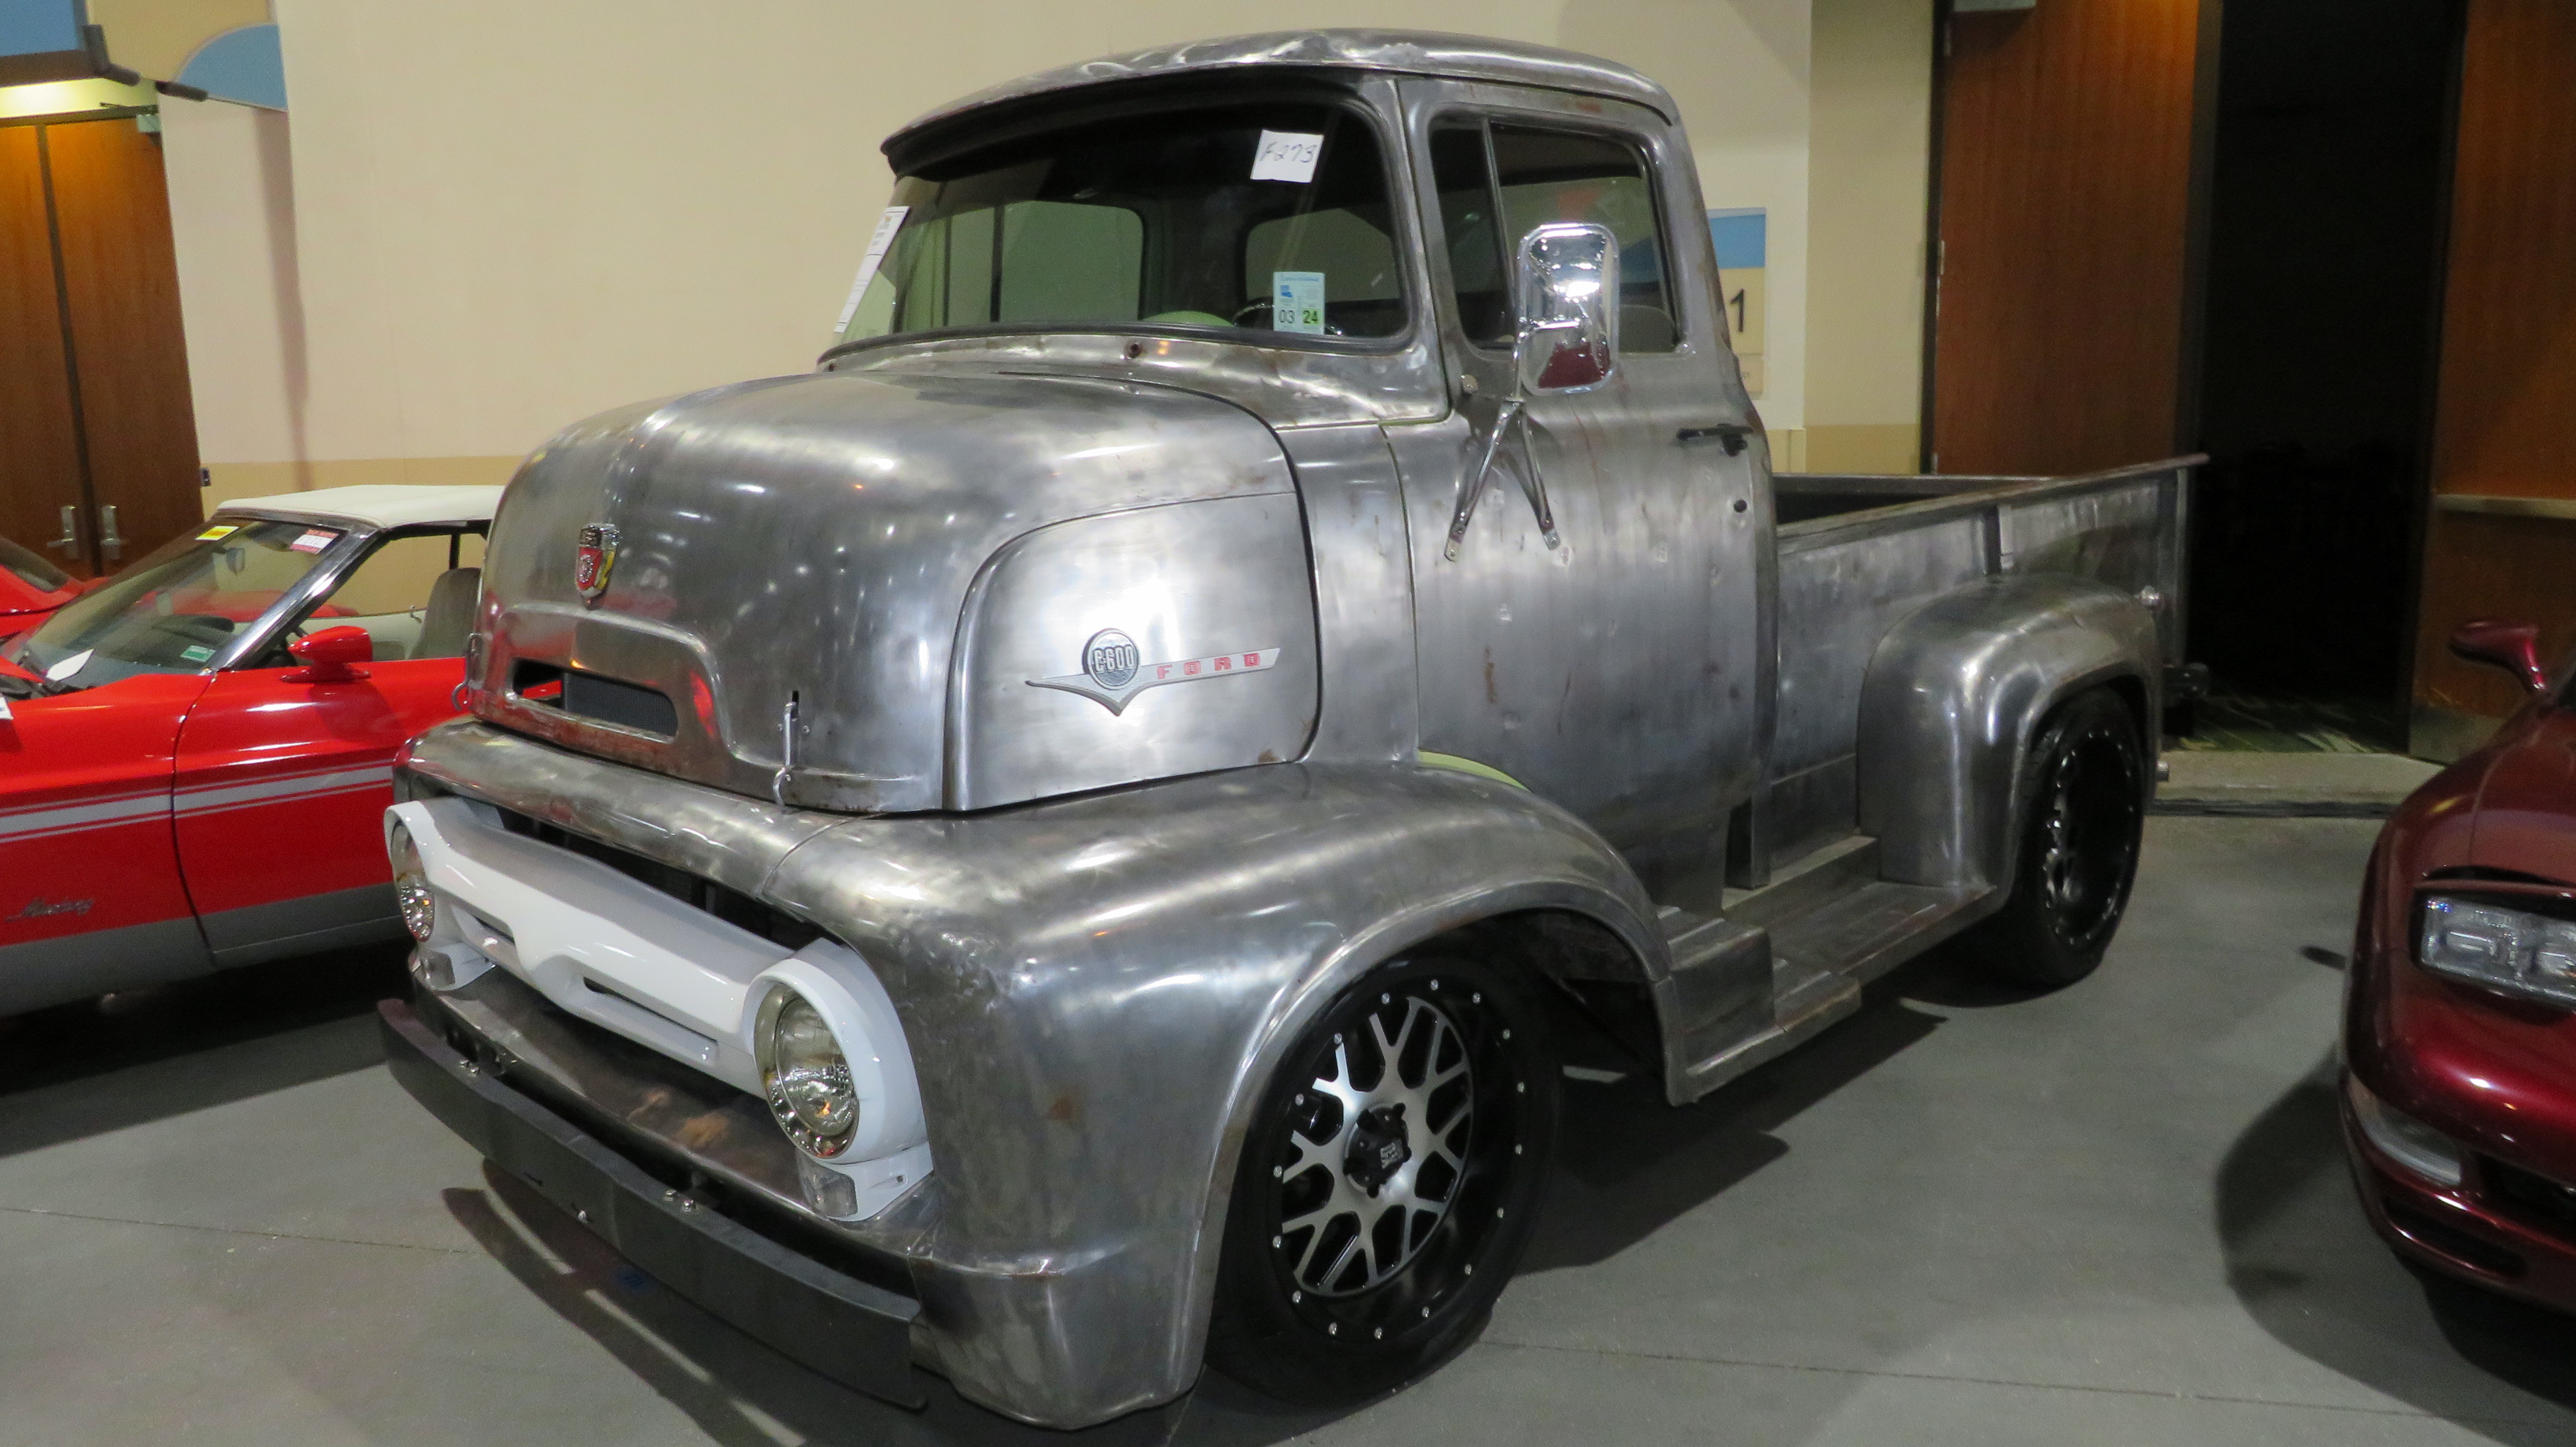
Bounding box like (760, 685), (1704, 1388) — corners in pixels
(0, 532), (83, 643)
(0, 485), (499, 1016)
(2344, 618), (2576, 1305)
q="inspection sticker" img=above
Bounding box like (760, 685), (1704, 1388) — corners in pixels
(180, 644), (216, 663)
(288, 528), (340, 554)
(196, 523), (240, 541)
(833, 204), (911, 333)
(1272, 271), (1326, 334)
(1250, 130), (1324, 183)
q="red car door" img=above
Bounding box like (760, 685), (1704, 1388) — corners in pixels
(0, 672), (212, 1013)
(171, 651), (465, 965)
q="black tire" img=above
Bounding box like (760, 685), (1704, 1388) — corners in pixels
(1961, 687), (2147, 989)
(1205, 944), (1559, 1404)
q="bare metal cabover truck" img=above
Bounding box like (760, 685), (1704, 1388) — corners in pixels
(379, 31), (2197, 1429)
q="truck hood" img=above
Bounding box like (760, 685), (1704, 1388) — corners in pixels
(473, 367), (1300, 811)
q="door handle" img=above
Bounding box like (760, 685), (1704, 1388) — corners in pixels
(1678, 423), (1753, 456)
(97, 504), (123, 563)
(47, 504), (79, 555)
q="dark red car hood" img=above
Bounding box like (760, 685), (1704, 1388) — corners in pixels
(2462, 708), (2576, 883)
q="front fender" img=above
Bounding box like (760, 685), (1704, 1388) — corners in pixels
(762, 761), (1658, 1426)
(1856, 573), (2159, 894)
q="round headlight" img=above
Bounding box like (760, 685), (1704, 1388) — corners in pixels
(389, 823), (436, 943)
(762, 990), (860, 1157)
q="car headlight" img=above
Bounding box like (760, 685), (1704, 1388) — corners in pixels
(2419, 894), (2576, 1008)
(757, 987), (860, 1158)
(389, 822), (436, 943)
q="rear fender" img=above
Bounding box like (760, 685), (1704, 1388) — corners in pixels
(1856, 573), (2159, 895)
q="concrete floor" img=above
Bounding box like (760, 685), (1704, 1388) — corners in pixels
(5, 817), (2576, 1446)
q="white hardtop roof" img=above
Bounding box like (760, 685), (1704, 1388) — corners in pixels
(216, 484), (503, 530)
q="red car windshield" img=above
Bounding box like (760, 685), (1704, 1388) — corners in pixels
(0, 534), (72, 597)
(10, 518), (346, 690)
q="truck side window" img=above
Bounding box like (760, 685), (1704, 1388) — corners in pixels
(1428, 119), (1680, 353)
(1429, 124), (1512, 346)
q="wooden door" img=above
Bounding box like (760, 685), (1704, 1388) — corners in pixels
(0, 115), (201, 578)
(2409, 0), (2576, 756)
(47, 119), (203, 572)
(0, 126), (87, 574)
(1927, 0), (2209, 475)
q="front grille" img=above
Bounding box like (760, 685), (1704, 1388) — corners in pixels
(2485, 1157), (2576, 1239)
(512, 661), (680, 738)
(495, 805), (822, 952)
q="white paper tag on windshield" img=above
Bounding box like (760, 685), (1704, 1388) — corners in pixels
(46, 648), (91, 683)
(834, 205), (911, 333)
(289, 528), (339, 554)
(1272, 271), (1326, 334)
(1251, 131), (1324, 183)
(0, 695), (12, 721)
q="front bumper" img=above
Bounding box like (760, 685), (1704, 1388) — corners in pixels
(380, 997), (925, 1406)
(2346, 1121), (2576, 1315)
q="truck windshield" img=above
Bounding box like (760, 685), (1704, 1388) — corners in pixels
(7, 518), (344, 691)
(839, 100), (1406, 347)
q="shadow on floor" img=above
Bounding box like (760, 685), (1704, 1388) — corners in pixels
(2217, 1053), (2576, 1446)
(1527, 981), (1948, 1273)
(0, 942), (407, 1157)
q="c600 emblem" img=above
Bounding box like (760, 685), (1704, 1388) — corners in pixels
(1085, 631), (1139, 691)
(1030, 632), (1282, 716)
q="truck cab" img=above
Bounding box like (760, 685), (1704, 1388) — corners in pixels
(380, 31), (2189, 1430)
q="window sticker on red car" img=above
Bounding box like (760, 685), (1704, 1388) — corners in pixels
(288, 528), (340, 554)
(180, 644), (216, 663)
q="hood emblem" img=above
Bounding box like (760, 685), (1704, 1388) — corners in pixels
(1029, 632), (1280, 716)
(573, 523), (619, 603)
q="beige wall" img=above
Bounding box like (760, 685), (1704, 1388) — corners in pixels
(1804, 0), (1931, 473)
(149, 2), (1932, 488)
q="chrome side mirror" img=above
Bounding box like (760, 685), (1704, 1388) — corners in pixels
(1443, 223), (1624, 562)
(1513, 222), (1621, 394)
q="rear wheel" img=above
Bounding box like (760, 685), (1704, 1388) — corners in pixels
(1206, 946), (1557, 1403)
(1963, 687), (2147, 988)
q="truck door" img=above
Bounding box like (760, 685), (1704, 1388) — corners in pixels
(172, 527), (481, 964)
(1395, 86), (1769, 885)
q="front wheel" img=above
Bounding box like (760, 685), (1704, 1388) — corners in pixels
(1962, 687), (2147, 988)
(1205, 945), (1558, 1404)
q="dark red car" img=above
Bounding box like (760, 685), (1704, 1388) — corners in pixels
(2344, 619), (2576, 1303)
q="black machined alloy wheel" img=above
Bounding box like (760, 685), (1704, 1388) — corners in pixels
(1966, 687), (2147, 988)
(1207, 946), (1558, 1404)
